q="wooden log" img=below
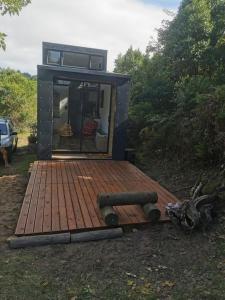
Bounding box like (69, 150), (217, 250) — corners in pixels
(142, 203), (161, 223)
(100, 206), (119, 226)
(71, 228), (123, 243)
(8, 233), (71, 249)
(98, 192), (158, 208)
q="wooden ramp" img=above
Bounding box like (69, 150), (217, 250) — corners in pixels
(15, 160), (178, 236)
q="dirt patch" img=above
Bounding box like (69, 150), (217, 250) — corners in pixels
(0, 175), (27, 245)
(139, 158), (215, 200)
(0, 156), (225, 299)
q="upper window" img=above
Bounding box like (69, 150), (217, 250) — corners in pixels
(90, 55), (104, 70)
(47, 50), (61, 65)
(62, 52), (89, 68)
(46, 49), (105, 70)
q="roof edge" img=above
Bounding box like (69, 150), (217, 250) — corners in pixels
(37, 64), (131, 80)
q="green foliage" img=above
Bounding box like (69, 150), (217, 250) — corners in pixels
(114, 0), (225, 164)
(163, 0), (213, 77)
(114, 46), (144, 74)
(28, 123), (37, 144)
(114, 47), (146, 106)
(0, 0), (31, 15)
(0, 0), (31, 49)
(0, 68), (37, 130)
(175, 75), (213, 109)
(0, 32), (6, 50)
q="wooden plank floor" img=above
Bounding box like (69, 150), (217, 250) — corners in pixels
(15, 160), (179, 236)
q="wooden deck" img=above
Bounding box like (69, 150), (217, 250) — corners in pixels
(15, 160), (178, 236)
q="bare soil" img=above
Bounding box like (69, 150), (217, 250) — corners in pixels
(0, 154), (225, 300)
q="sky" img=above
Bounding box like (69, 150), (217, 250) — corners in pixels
(0, 0), (180, 75)
(142, 0), (179, 8)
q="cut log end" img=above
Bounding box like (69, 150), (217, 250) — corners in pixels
(142, 203), (161, 223)
(100, 206), (119, 226)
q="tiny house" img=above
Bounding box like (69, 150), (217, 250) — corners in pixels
(37, 42), (130, 160)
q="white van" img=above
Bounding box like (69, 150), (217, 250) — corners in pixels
(0, 118), (18, 162)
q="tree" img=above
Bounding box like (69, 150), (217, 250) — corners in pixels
(114, 46), (145, 74)
(0, 0), (31, 50)
(0, 68), (36, 130)
(116, 0), (225, 163)
(161, 0), (213, 78)
(114, 47), (146, 104)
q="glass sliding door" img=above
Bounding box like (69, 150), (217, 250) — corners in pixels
(52, 80), (82, 152)
(52, 79), (111, 153)
(81, 82), (112, 153)
(81, 83), (99, 152)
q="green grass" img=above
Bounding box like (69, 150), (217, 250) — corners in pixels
(0, 132), (36, 177)
(17, 131), (30, 148)
(0, 250), (158, 300)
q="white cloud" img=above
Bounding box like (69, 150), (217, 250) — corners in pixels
(0, 0), (166, 74)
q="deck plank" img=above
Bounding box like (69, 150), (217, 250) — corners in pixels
(66, 162), (85, 229)
(34, 161), (47, 232)
(15, 162), (38, 235)
(15, 160), (179, 236)
(24, 162), (42, 234)
(74, 161), (103, 227)
(42, 162), (52, 233)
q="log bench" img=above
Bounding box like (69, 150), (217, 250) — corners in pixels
(97, 192), (161, 226)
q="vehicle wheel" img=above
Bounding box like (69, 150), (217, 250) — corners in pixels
(6, 146), (13, 163)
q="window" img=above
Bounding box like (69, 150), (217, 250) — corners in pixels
(0, 124), (8, 135)
(62, 52), (89, 68)
(56, 80), (71, 86)
(47, 50), (61, 65)
(90, 55), (104, 70)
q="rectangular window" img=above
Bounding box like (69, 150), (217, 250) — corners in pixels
(0, 124), (8, 135)
(47, 50), (61, 65)
(62, 52), (89, 68)
(90, 55), (104, 70)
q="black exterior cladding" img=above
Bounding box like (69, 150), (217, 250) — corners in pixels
(37, 43), (130, 160)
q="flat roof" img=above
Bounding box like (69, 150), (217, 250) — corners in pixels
(42, 42), (108, 56)
(38, 64), (130, 84)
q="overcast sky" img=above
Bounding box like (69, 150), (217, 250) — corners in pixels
(0, 0), (180, 75)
